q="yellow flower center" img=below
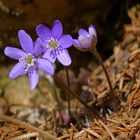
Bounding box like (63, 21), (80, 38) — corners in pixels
(19, 53), (36, 71)
(50, 40), (58, 48)
(26, 55), (34, 64)
(46, 37), (60, 50)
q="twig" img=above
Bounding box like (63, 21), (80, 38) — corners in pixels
(10, 132), (39, 140)
(0, 114), (57, 140)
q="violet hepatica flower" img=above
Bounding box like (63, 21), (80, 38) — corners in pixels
(73, 25), (97, 51)
(36, 20), (73, 66)
(4, 30), (54, 90)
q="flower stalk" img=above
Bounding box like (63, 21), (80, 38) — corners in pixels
(73, 24), (117, 112)
(65, 67), (71, 117)
(54, 74), (103, 120)
(91, 48), (117, 112)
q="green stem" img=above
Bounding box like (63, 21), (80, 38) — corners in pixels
(53, 83), (64, 124)
(54, 74), (103, 120)
(91, 49), (117, 112)
(65, 67), (71, 117)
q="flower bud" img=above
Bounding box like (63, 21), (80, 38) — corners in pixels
(73, 25), (97, 52)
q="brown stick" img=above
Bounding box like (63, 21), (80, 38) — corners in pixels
(0, 114), (57, 140)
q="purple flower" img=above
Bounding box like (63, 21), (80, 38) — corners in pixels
(73, 25), (97, 51)
(36, 20), (73, 66)
(4, 30), (54, 90)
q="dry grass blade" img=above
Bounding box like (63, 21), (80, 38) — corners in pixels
(98, 120), (116, 140)
(132, 108), (140, 123)
(0, 114), (57, 140)
(83, 128), (102, 139)
(9, 132), (39, 140)
(73, 130), (85, 139)
(115, 118), (131, 131)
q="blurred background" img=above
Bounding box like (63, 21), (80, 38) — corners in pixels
(0, 0), (133, 67)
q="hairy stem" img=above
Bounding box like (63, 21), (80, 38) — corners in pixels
(53, 83), (64, 124)
(65, 67), (71, 117)
(54, 74), (103, 120)
(91, 49), (117, 112)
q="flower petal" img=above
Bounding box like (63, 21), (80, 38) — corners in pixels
(4, 47), (24, 60)
(88, 25), (97, 39)
(33, 38), (43, 57)
(37, 58), (54, 75)
(78, 35), (92, 48)
(52, 20), (63, 39)
(57, 49), (71, 66)
(42, 49), (56, 63)
(28, 69), (39, 90)
(78, 28), (89, 36)
(9, 62), (26, 79)
(59, 35), (73, 48)
(36, 24), (51, 40)
(73, 39), (81, 48)
(18, 30), (34, 54)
